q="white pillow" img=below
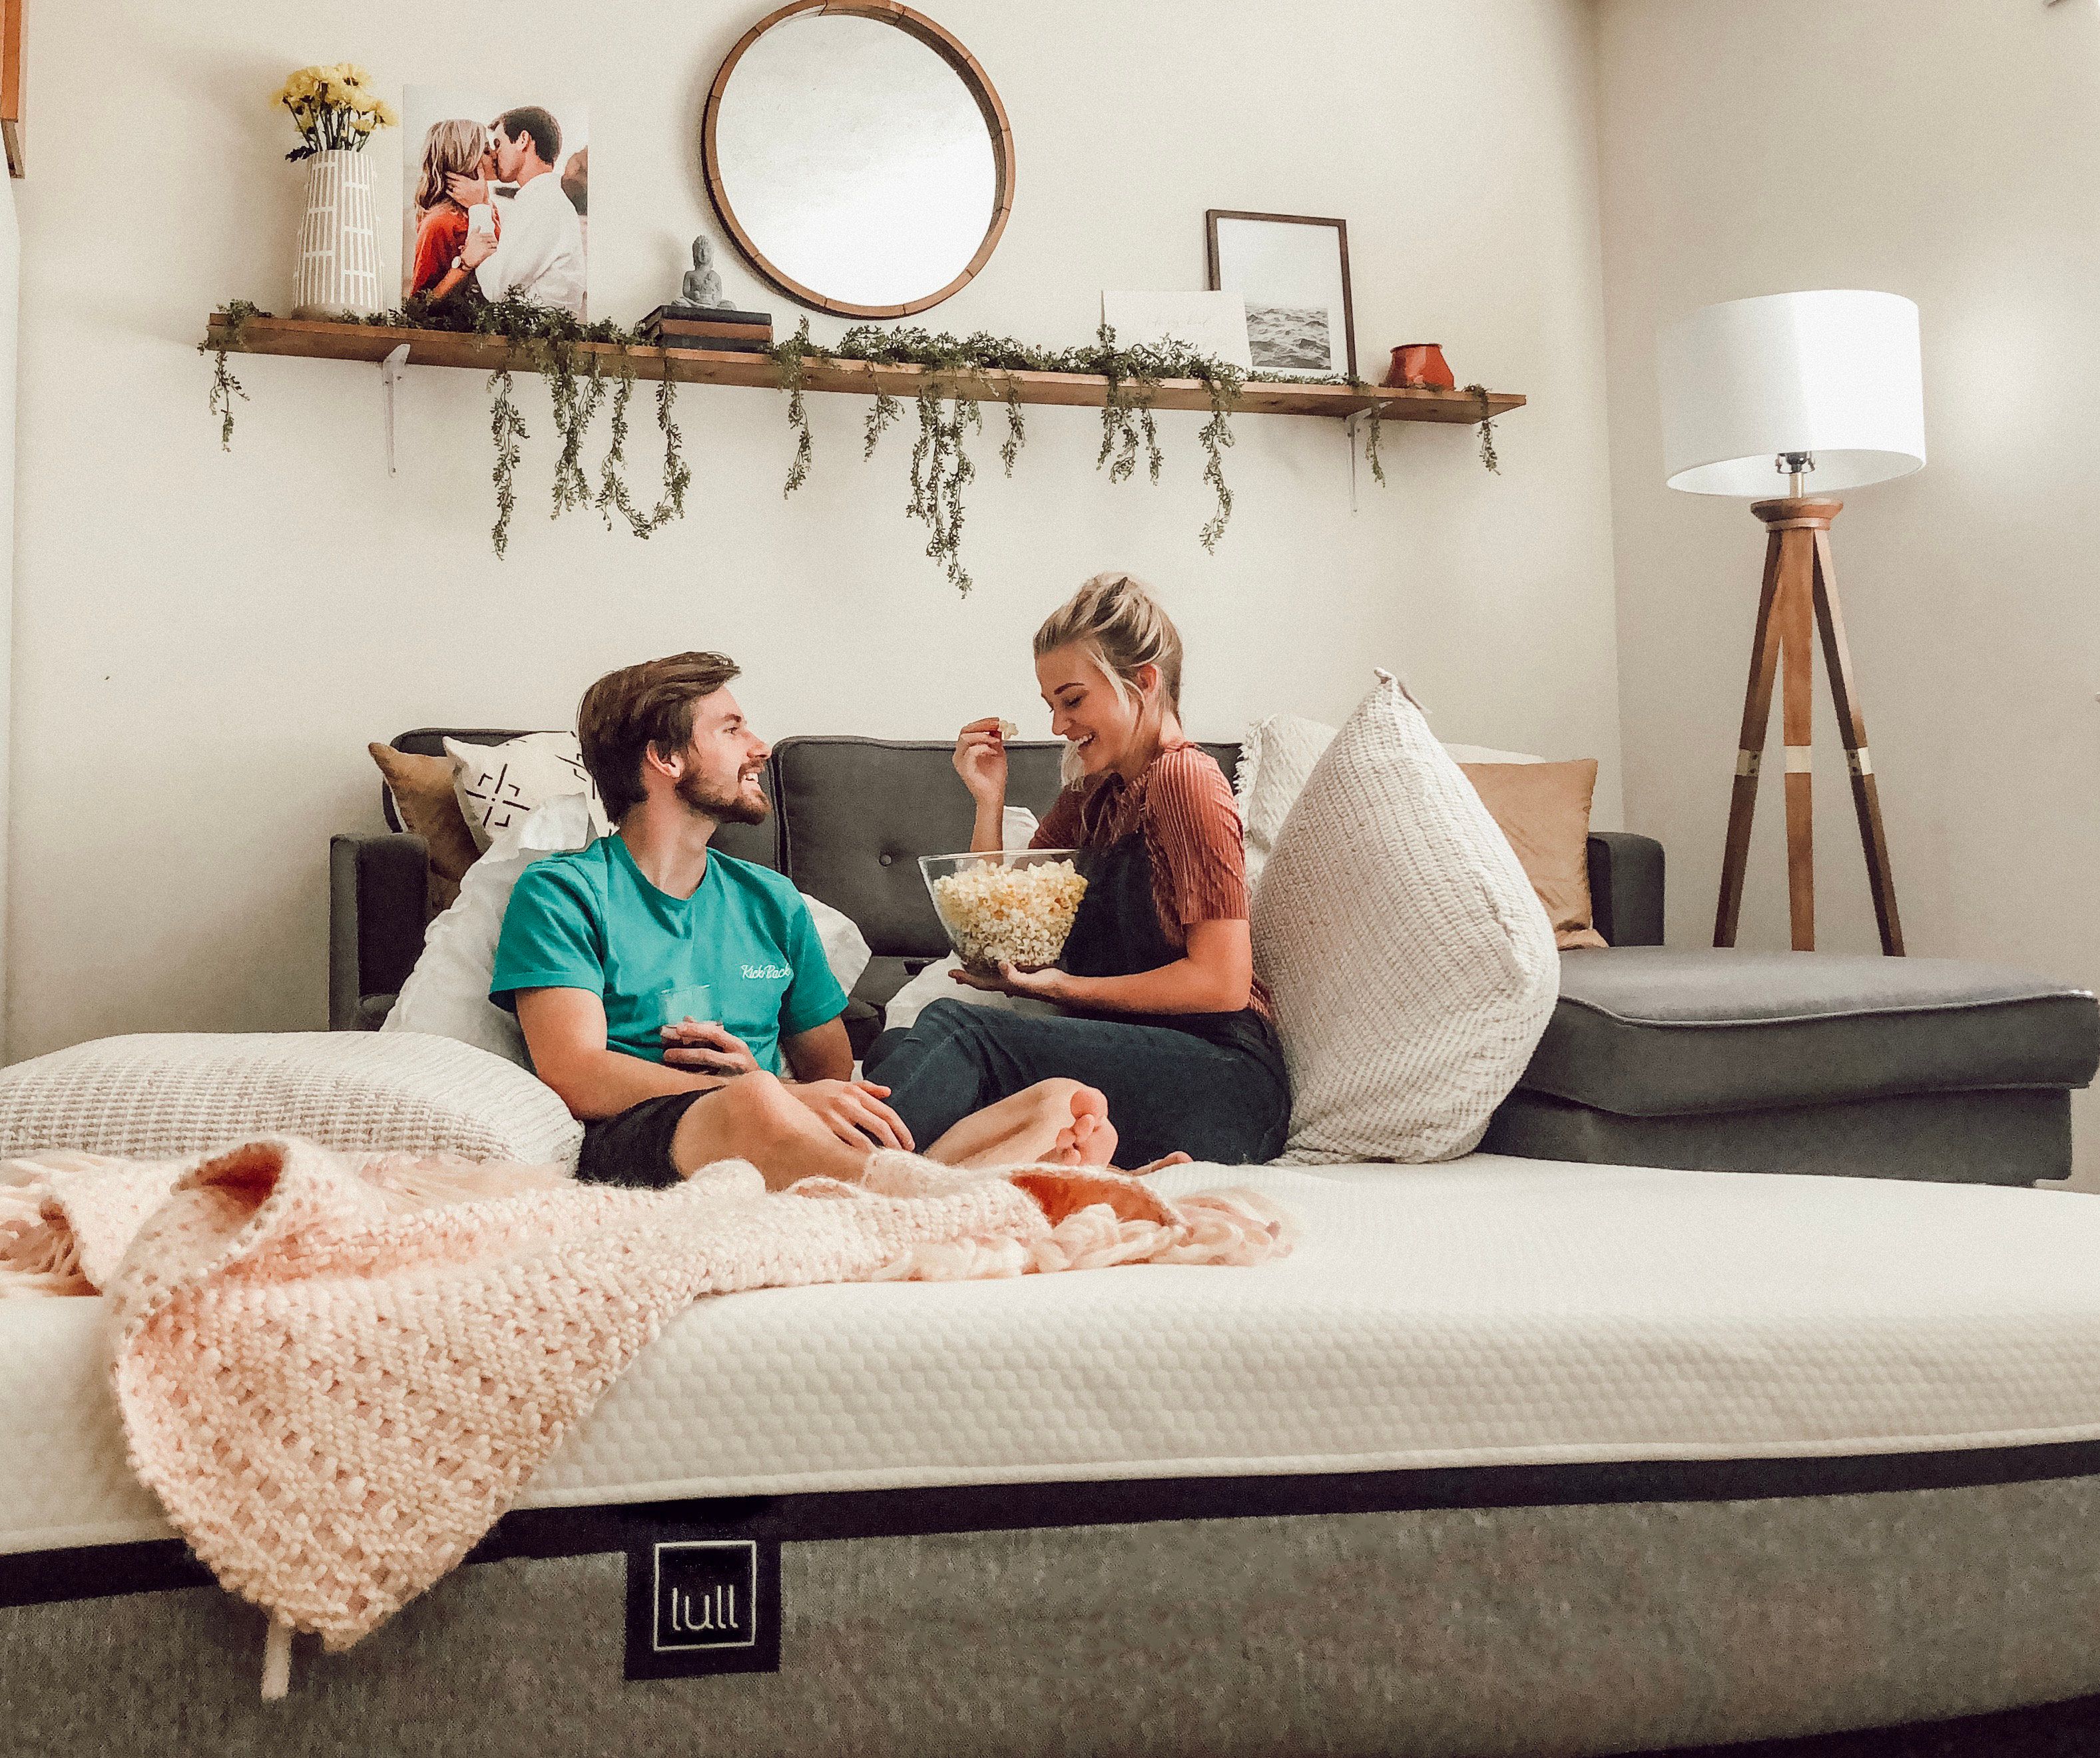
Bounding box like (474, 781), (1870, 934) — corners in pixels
(0, 1030), (585, 1170)
(386, 796), (874, 1066)
(445, 732), (611, 852)
(1251, 672), (1559, 1164)
(878, 807), (1051, 1033)
(1237, 712), (1543, 891)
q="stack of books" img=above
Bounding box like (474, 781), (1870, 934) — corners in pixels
(637, 305), (774, 353)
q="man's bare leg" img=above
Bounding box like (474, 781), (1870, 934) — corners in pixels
(668, 1073), (1192, 1188)
(669, 1072), (873, 1191)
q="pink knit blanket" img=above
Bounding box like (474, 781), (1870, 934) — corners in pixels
(2, 1137), (1291, 1661)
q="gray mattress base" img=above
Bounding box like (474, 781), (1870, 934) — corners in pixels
(11, 1475), (2100, 1758)
(1480, 1085), (2069, 1184)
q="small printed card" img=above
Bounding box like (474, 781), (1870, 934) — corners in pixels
(1099, 291), (1253, 371)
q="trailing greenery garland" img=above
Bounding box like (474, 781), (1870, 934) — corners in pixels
(1465, 383), (1501, 474)
(201, 300), (262, 451)
(764, 321), (1266, 592)
(204, 295), (693, 560)
(208, 299), (1495, 584)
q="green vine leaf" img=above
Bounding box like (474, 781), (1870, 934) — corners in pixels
(1464, 383), (1501, 473)
(487, 361), (527, 559)
(767, 318), (817, 497)
(865, 389), (902, 461)
(199, 299), (265, 451)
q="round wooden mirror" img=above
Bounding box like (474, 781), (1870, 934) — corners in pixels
(702, 2), (1015, 319)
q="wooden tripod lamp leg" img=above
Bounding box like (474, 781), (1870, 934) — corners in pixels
(1718, 497), (1902, 958)
(1778, 529), (1818, 951)
(1810, 529), (1905, 955)
(1714, 533), (1784, 947)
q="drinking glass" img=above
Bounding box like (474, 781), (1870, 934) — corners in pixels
(657, 983), (718, 1029)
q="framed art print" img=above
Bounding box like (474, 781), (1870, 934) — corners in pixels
(1205, 210), (1356, 380)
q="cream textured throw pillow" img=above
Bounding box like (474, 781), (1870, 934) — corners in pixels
(0, 1030), (585, 1170)
(445, 733), (611, 852)
(1252, 672), (1559, 1163)
(1238, 711), (1542, 891)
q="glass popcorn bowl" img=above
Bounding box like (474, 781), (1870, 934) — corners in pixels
(919, 849), (1091, 975)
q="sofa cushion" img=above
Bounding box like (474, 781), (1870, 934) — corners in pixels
(774, 736), (1235, 960)
(445, 733), (611, 852)
(1524, 949), (2100, 1117)
(1236, 709), (1541, 891)
(1457, 759), (1607, 951)
(1252, 672), (1560, 1162)
(368, 744), (481, 912)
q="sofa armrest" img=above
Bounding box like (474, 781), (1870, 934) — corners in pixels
(330, 833), (430, 1030)
(1587, 831), (1665, 948)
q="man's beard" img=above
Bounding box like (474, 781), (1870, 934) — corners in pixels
(675, 767), (771, 826)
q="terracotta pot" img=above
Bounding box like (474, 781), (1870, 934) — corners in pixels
(1384, 344), (1456, 390)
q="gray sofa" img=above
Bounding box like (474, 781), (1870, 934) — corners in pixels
(334, 730), (2100, 1186)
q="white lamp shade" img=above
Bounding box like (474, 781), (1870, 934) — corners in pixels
(1657, 290), (1926, 495)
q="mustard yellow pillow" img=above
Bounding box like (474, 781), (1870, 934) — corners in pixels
(368, 744), (482, 913)
(1458, 759), (1607, 950)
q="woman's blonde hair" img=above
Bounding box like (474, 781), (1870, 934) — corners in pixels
(415, 118), (486, 214)
(1033, 572), (1184, 714)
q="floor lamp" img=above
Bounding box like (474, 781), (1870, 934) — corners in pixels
(1656, 290), (1927, 957)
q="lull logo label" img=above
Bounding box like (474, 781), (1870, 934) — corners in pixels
(654, 1542), (755, 1651)
(625, 1530), (780, 1680)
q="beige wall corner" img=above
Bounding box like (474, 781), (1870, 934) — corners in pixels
(1596, 0), (2100, 1183)
(0, 168), (15, 1067)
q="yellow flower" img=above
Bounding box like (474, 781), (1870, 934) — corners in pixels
(372, 99), (399, 128)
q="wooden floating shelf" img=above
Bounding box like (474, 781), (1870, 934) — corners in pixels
(204, 314), (1525, 426)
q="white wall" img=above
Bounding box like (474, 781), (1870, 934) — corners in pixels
(6, 0), (1622, 1060)
(0, 168), (15, 1065)
(1597, 0), (2100, 1180)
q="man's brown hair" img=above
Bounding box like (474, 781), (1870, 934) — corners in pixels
(577, 652), (740, 822)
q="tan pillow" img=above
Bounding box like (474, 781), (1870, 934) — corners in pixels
(1458, 759), (1608, 950)
(368, 744), (482, 913)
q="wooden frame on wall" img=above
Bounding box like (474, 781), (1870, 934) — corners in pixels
(2, 0), (23, 178)
(1205, 209), (1356, 381)
(701, 0), (1016, 320)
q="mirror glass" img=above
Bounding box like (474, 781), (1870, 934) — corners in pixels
(706, 11), (1008, 315)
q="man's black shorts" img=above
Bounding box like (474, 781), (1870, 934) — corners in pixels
(576, 1090), (713, 1188)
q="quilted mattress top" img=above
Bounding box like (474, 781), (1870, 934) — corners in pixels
(7, 1156), (2100, 1555)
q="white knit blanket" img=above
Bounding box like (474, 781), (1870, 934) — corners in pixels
(0, 1138), (1292, 1673)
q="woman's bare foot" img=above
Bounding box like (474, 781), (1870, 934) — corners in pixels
(1130, 1152), (1193, 1175)
(1050, 1085), (1118, 1168)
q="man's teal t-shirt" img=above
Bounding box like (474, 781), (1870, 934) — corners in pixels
(490, 835), (848, 1073)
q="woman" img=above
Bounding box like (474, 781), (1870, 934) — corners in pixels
(865, 574), (1291, 1170)
(407, 120), (498, 303)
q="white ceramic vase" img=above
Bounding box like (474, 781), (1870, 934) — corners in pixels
(291, 148), (380, 320)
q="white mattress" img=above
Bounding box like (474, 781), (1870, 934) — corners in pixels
(9, 1156), (2100, 1555)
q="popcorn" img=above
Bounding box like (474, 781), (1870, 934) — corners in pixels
(929, 855), (1088, 973)
(995, 718), (1019, 740)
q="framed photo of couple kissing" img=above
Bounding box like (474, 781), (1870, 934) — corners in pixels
(1205, 210), (1356, 381)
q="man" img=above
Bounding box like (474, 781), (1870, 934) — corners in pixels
(493, 653), (1121, 1190)
(452, 105), (585, 316)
